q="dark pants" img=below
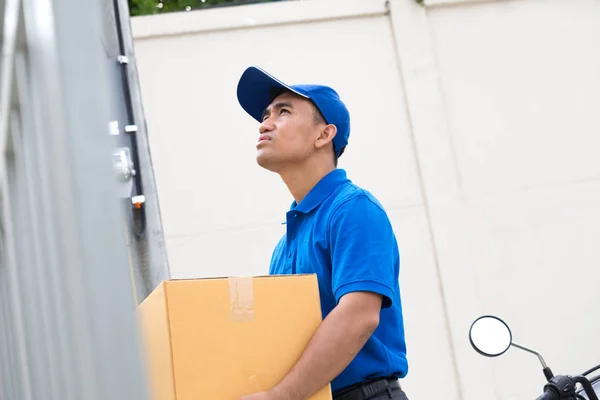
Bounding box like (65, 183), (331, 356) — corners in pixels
(332, 377), (409, 400)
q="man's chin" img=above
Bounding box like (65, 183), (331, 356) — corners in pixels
(256, 153), (279, 172)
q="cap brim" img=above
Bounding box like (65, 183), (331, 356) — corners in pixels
(237, 66), (308, 123)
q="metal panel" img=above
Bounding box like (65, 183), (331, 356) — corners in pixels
(0, 0), (151, 398)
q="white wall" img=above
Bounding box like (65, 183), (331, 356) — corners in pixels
(425, 1), (600, 398)
(131, 0), (600, 399)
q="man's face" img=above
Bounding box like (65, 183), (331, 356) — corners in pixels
(256, 91), (323, 172)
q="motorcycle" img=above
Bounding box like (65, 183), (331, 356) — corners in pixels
(468, 315), (600, 400)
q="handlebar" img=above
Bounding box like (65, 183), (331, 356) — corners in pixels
(535, 389), (558, 400)
(534, 375), (599, 400)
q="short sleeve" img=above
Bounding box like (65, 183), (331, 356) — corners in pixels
(328, 195), (397, 308)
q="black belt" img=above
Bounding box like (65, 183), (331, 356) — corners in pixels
(333, 377), (400, 400)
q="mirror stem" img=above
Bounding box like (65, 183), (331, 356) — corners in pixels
(511, 342), (554, 380)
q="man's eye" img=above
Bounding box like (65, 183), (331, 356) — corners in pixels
(280, 109), (290, 115)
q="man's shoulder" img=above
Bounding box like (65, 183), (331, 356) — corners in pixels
(329, 181), (387, 215)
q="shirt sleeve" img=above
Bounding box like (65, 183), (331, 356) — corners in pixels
(328, 195), (397, 309)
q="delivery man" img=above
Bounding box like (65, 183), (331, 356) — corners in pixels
(236, 66), (409, 400)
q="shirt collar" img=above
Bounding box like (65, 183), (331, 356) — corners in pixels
(290, 169), (349, 214)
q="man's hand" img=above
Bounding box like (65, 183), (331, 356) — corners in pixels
(239, 391), (273, 400)
(239, 386), (291, 400)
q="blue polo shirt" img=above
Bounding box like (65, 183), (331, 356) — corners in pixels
(269, 169), (408, 392)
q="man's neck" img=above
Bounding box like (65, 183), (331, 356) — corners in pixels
(279, 163), (336, 205)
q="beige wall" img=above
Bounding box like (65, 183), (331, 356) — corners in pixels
(131, 0), (600, 399)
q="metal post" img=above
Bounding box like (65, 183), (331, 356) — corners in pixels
(113, 0), (171, 301)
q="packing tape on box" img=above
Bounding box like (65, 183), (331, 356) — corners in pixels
(229, 277), (255, 321)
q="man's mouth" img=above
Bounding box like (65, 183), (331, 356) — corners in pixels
(257, 134), (271, 144)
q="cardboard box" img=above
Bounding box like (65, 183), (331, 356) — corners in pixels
(138, 274), (332, 400)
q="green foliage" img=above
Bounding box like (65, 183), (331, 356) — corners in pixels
(128, 0), (283, 16)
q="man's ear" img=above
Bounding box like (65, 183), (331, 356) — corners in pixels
(315, 124), (337, 150)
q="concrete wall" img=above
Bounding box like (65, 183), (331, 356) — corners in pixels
(131, 0), (600, 398)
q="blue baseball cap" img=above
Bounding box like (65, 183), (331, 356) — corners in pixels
(237, 66), (350, 157)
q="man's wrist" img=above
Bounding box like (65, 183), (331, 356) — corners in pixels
(270, 380), (304, 400)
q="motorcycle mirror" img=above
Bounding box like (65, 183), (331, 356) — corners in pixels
(469, 315), (512, 357)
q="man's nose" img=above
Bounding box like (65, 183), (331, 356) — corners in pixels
(259, 119), (274, 134)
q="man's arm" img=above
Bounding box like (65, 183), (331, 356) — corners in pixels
(241, 196), (396, 400)
(240, 291), (382, 400)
